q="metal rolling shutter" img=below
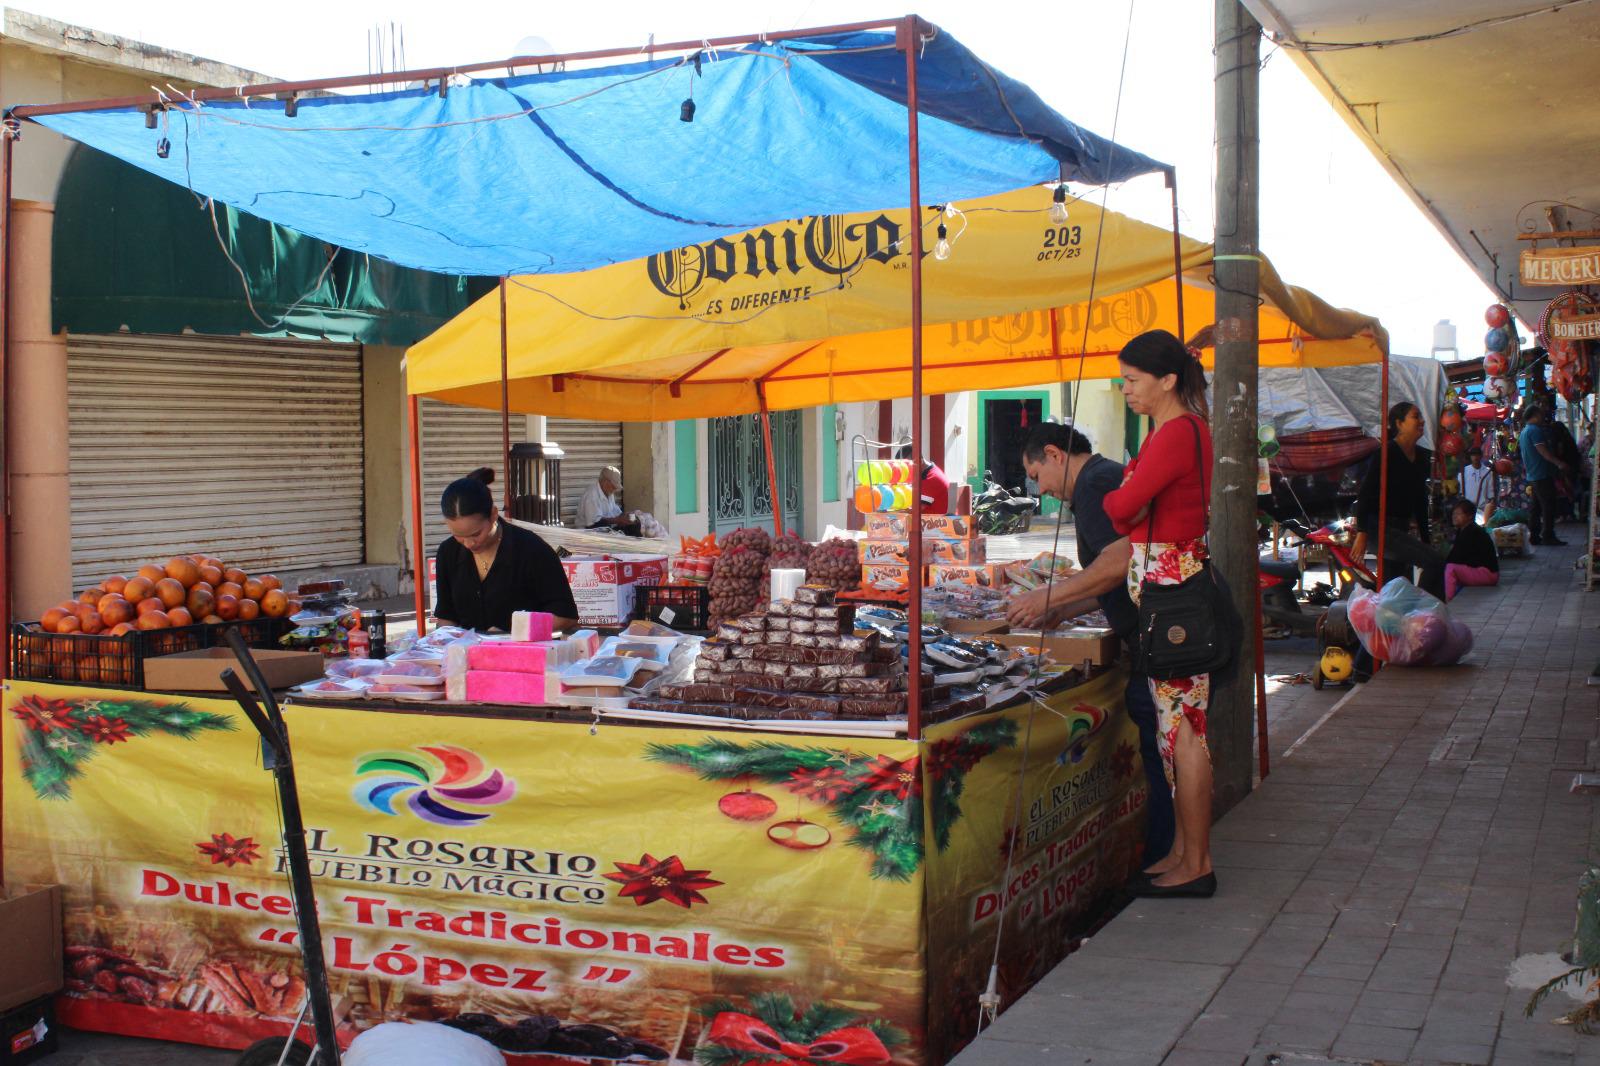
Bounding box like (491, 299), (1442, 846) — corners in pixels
(419, 400), (524, 553)
(547, 417), (624, 525)
(67, 334), (363, 588)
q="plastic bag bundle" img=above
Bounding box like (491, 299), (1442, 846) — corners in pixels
(1346, 578), (1473, 667)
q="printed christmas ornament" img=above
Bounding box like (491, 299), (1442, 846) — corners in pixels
(1484, 351), (1508, 377)
(767, 819), (832, 850)
(718, 788), (779, 822)
(1485, 304), (1510, 329)
(1494, 457), (1515, 475)
(1439, 434), (1463, 457)
(1483, 377), (1507, 401)
(1486, 327), (1509, 352)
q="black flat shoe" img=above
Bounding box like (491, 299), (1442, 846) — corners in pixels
(1133, 872), (1217, 898)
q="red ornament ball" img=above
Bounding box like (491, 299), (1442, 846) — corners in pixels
(718, 789), (778, 822)
(1485, 304), (1510, 328)
(1494, 457), (1515, 475)
(1484, 351), (1508, 377)
(1439, 434), (1463, 457)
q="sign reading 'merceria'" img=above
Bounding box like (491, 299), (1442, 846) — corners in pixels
(1520, 246), (1600, 286)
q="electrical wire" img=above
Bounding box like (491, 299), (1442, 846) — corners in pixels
(208, 196), (341, 331)
(972, 0), (1137, 1042)
(1272, 0), (1597, 51)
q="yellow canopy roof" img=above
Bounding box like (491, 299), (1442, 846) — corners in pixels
(407, 186), (1387, 421)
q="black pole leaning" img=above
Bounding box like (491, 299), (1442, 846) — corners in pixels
(222, 629), (342, 1064)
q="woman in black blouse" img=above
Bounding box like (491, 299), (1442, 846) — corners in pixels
(433, 468), (579, 632)
(1354, 402), (1445, 600)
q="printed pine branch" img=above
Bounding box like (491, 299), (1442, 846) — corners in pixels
(644, 738), (842, 780)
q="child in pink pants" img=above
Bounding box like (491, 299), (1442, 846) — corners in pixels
(1444, 499), (1499, 601)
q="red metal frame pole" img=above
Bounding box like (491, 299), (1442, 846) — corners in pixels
(1167, 166), (1185, 343)
(0, 129), (13, 669)
(499, 277), (512, 514)
(8, 18), (909, 121)
(407, 392), (428, 637)
(757, 383), (783, 537)
(902, 15), (925, 742)
(1377, 350), (1390, 588)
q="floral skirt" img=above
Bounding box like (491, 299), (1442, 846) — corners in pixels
(1127, 539), (1212, 790)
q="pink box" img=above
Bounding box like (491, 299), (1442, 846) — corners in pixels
(465, 669), (548, 705)
(467, 642), (550, 673)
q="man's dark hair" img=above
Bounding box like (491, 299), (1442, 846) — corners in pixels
(1021, 422), (1092, 461)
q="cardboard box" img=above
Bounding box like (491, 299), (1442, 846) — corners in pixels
(863, 513), (976, 540)
(990, 627), (1121, 667)
(0, 886), (62, 1013)
(858, 538), (986, 565)
(941, 617), (1010, 636)
(560, 555), (668, 627)
(861, 563), (917, 593)
(142, 648), (325, 693)
(926, 563), (1008, 588)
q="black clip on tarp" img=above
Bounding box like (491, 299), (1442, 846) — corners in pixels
(219, 628), (342, 1065)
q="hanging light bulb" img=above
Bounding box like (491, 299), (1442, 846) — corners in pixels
(1049, 183), (1070, 224)
(934, 222), (950, 261)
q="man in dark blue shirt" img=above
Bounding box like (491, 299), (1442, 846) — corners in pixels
(1009, 422), (1174, 865)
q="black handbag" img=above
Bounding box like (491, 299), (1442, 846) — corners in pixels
(1131, 416), (1241, 680)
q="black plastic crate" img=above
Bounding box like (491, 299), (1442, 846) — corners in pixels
(0, 996), (56, 1064)
(9, 621), (209, 689)
(635, 585), (710, 631)
(10, 614), (295, 690)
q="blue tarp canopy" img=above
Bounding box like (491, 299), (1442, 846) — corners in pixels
(25, 27), (1166, 277)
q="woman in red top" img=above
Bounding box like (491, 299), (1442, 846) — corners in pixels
(1103, 329), (1216, 898)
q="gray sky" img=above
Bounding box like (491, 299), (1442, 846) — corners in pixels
(25, 0), (1498, 358)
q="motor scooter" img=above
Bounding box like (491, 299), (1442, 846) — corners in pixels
(972, 473), (1038, 535)
(1259, 516), (1376, 637)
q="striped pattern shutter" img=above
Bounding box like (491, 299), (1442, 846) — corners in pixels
(67, 334), (363, 588)
(547, 417), (624, 525)
(419, 400), (524, 554)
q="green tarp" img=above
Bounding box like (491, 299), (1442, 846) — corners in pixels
(52, 146), (488, 346)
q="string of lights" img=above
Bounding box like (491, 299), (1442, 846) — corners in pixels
(1273, 0), (1596, 52)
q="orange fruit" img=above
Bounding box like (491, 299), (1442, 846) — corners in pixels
(192, 581), (214, 597)
(80, 612), (105, 635)
(71, 602), (98, 622)
(242, 578), (266, 601)
(260, 574), (282, 592)
(165, 558), (201, 588)
(217, 581), (244, 599)
(186, 588), (215, 619)
(136, 610), (171, 630)
(214, 594), (240, 621)
(260, 589), (289, 618)
(103, 575), (128, 595)
(96, 652), (121, 677)
(122, 576), (155, 603)
(55, 614), (82, 634)
(198, 565), (223, 586)
(135, 597), (166, 617)
(202, 556), (224, 571)
(223, 567), (248, 586)
(99, 597), (134, 626)
(78, 589), (101, 605)
(237, 598), (260, 621)
(167, 607), (194, 628)
(154, 578), (186, 608)
(137, 564), (166, 584)
(96, 592), (125, 616)
(202, 614), (224, 624)
(108, 622), (135, 637)
(40, 607), (68, 631)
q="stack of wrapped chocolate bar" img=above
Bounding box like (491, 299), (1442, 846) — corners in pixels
(630, 584), (943, 721)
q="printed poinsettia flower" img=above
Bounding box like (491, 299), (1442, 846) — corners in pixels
(79, 715), (131, 745)
(862, 755), (922, 801)
(785, 766), (855, 802)
(12, 695), (79, 734)
(604, 853), (722, 908)
(196, 832), (261, 867)
(1110, 741), (1136, 781)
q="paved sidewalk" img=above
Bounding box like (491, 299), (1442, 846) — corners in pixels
(953, 542), (1600, 1065)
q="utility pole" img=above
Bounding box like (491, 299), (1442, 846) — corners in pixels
(1211, 0), (1261, 816)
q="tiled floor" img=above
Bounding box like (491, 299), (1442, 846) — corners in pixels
(952, 539), (1600, 1065)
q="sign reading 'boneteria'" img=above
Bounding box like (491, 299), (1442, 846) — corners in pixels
(1520, 246), (1600, 286)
